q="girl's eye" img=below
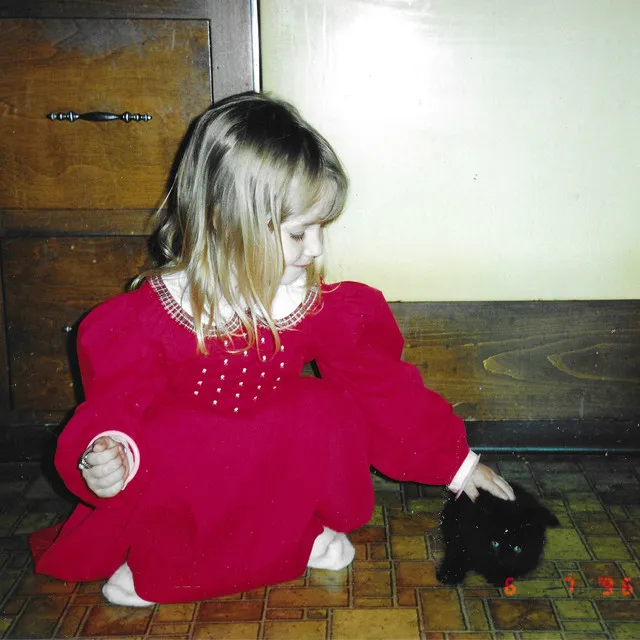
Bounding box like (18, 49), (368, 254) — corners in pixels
(289, 232), (305, 242)
(490, 540), (500, 549)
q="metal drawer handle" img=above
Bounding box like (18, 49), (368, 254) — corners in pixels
(47, 111), (152, 123)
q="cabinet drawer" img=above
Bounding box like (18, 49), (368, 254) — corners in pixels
(0, 19), (211, 210)
(3, 237), (150, 411)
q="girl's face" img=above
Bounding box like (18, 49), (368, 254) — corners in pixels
(279, 209), (324, 286)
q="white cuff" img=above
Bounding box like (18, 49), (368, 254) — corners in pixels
(447, 450), (480, 499)
(87, 431), (140, 489)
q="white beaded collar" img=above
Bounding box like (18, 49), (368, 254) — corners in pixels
(148, 272), (320, 336)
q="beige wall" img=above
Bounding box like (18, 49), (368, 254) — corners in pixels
(260, 0), (640, 301)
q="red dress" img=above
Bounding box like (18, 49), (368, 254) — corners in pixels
(30, 278), (470, 603)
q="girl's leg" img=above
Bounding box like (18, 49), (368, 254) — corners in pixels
(102, 563), (155, 607)
(307, 526), (355, 570)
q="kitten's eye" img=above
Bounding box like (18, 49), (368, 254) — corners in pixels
(490, 540), (500, 549)
(513, 545), (522, 554)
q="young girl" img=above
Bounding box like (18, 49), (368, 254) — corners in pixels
(30, 93), (514, 606)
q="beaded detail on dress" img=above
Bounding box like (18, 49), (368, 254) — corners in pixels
(148, 274), (321, 336)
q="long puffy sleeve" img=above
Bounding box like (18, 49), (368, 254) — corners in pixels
(308, 281), (470, 486)
(54, 285), (168, 508)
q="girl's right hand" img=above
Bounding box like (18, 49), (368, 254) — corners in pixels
(80, 436), (130, 498)
(463, 462), (515, 502)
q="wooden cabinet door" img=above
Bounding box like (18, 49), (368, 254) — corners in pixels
(3, 237), (150, 411)
(0, 1), (256, 434)
(0, 19), (212, 211)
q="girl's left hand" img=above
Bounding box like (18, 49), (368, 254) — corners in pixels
(463, 463), (515, 502)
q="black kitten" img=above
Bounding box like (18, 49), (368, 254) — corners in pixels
(436, 482), (559, 587)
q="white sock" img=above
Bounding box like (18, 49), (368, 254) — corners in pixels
(102, 562), (155, 607)
(307, 526), (355, 570)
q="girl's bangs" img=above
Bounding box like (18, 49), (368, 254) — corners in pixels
(285, 167), (345, 226)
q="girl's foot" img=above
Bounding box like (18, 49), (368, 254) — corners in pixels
(307, 526), (355, 570)
(102, 562), (155, 607)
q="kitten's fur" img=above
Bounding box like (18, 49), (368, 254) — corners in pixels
(436, 482), (559, 587)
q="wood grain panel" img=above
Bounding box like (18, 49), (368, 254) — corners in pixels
(0, 0), (257, 102)
(389, 300), (640, 422)
(3, 237), (150, 410)
(0, 257), (8, 411)
(1, 209), (153, 236)
(0, 19), (211, 210)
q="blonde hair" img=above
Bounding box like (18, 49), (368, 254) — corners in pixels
(137, 92), (348, 353)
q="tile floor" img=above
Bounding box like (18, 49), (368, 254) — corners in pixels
(0, 453), (638, 639)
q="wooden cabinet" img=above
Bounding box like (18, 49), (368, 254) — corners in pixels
(0, 0), (258, 458)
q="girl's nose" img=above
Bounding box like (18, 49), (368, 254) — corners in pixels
(305, 226), (324, 258)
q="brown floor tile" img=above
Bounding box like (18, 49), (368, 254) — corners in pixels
(74, 594), (105, 605)
(462, 587), (502, 598)
(264, 620), (326, 639)
(397, 588), (417, 607)
(14, 571), (77, 596)
(1, 596), (26, 616)
(150, 622), (192, 635)
(267, 586), (348, 608)
(1, 455), (638, 639)
(350, 526), (386, 543)
(618, 521), (640, 542)
(420, 588), (465, 631)
(586, 535), (633, 560)
(465, 598), (490, 631)
(6, 596), (68, 639)
(56, 605), (88, 638)
(391, 534), (428, 559)
(389, 511), (439, 534)
(354, 568), (391, 598)
(597, 599), (640, 620)
(369, 543), (388, 560)
(307, 608), (327, 619)
(332, 608), (420, 640)
(354, 596), (394, 607)
(192, 622), (260, 639)
(82, 604), (153, 636)
(489, 599), (560, 631)
(395, 560), (439, 588)
(266, 608), (303, 620)
(197, 600), (263, 622)
(154, 602), (197, 622)
(308, 567), (348, 587)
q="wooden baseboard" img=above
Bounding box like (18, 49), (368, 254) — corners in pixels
(1, 299), (638, 461)
(1, 419), (637, 463)
(389, 299), (640, 423)
(466, 419), (639, 453)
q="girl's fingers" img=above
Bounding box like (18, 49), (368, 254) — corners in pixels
(482, 474), (515, 501)
(79, 438), (130, 499)
(83, 465), (125, 491)
(96, 466), (125, 489)
(495, 476), (516, 501)
(83, 442), (122, 468)
(93, 479), (124, 498)
(91, 436), (110, 452)
(85, 455), (123, 479)
(463, 481), (480, 502)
